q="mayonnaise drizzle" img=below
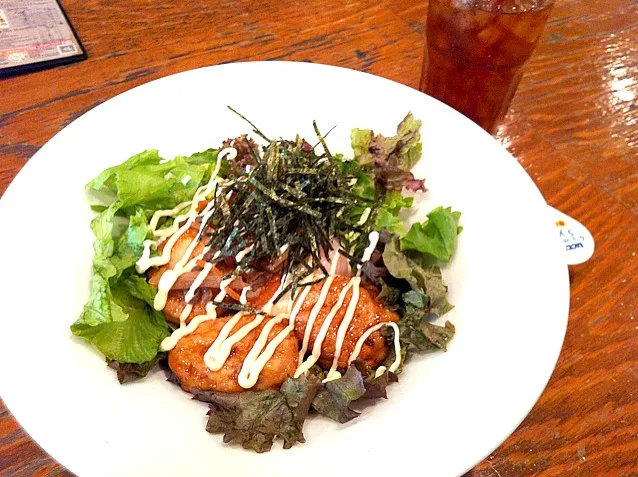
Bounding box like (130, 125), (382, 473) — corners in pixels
(261, 273), (292, 315)
(299, 231), (380, 381)
(235, 244), (254, 263)
(324, 277), (361, 381)
(295, 277), (357, 377)
(239, 286), (251, 305)
(204, 312), (260, 370)
(149, 202), (190, 232)
(296, 251), (342, 366)
(348, 321), (401, 376)
(149, 161), (233, 311)
(217, 276), (236, 301)
(296, 275), (335, 366)
(375, 366), (387, 378)
(237, 314), (288, 388)
(185, 261), (213, 304)
(179, 304), (193, 327)
(359, 231), (380, 267)
(248, 278), (314, 368)
(198, 271), (317, 389)
(135, 147), (235, 273)
(357, 207), (372, 226)
(160, 311), (217, 351)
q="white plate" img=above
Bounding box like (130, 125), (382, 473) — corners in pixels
(0, 62), (569, 477)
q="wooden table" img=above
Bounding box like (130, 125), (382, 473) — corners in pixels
(1, 0), (636, 475)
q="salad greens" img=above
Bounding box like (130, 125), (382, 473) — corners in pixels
(311, 365), (366, 423)
(401, 206), (462, 263)
(350, 113), (425, 192)
(195, 374), (322, 453)
(348, 115), (461, 374)
(88, 149), (219, 214)
(165, 360), (397, 452)
(72, 110), (462, 452)
(72, 149), (223, 364)
(375, 190), (414, 235)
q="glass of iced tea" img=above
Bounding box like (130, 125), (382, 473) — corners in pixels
(419, 0), (554, 134)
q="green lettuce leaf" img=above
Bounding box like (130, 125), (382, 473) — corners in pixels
(400, 206), (461, 263)
(114, 159), (203, 211)
(375, 189), (413, 235)
(74, 148), (223, 365)
(334, 154), (376, 202)
(108, 208), (151, 280)
(380, 190), (414, 214)
(179, 148), (219, 166)
(87, 149), (220, 214)
(375, 209), (404, 234)
(352, 169), (376, 201)
(71, 280), (169, 363)
(120, 274), (160, 307)
(198, 374), (322, 453)
(88, 149), (163, 193)
(72, 204), (169, 363)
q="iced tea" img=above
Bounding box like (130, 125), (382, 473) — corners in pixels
(420, 0), (554, 133)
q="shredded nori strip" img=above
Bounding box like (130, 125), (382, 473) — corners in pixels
(201, 108), (376, 298)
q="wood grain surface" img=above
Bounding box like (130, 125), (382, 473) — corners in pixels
(1, 0), (636, 476)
